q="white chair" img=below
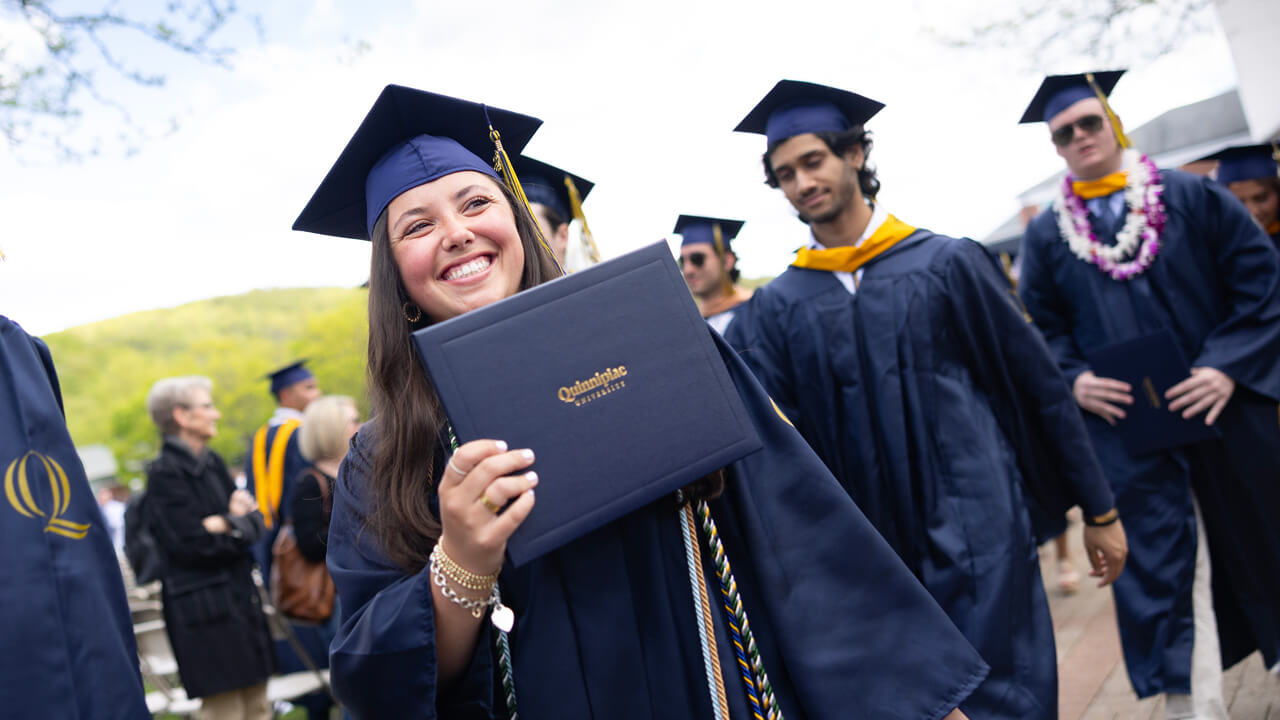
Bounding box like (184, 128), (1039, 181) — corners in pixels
(134, 618), (203, 716)
(267, 669), (331, 705)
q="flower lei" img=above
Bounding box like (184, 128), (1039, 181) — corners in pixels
(1053, 149), (1167, 281)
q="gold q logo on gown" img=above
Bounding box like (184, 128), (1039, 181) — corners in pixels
(5, 451), (91, 539)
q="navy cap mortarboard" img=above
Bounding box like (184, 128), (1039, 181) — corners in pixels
(512, 156), (594, 224)
(674, 215), (745, 251)
(264, 360), (314, 396)
(293, 85), (543, 240)
(1019, 70), (1126, 125)
(1202, 143), (1280, 185)
(734, 80), (884, 147)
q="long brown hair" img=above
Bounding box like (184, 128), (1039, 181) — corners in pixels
(364, 177), (561, 573)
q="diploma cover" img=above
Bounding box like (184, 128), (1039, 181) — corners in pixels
(412, 242), (762, 565)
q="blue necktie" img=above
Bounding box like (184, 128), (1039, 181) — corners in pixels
(1092, 198), (1117, 236)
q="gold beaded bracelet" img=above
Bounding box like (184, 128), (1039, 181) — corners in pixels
(1083, 507), (1120, 527)
(431, 542), (500, 592)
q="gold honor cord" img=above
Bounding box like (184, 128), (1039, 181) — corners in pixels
(564, 176), (601, 263)
(1086, 72), (1131, 149)
(5, 452), (90, 539)
(487, 125), (565, 277)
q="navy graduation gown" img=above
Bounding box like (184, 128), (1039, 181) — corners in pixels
(1019, 169), (1280, 697)
(0, 316), (150, 719)
(326, 332), (988, 719)
(726, 231), (1115, 719)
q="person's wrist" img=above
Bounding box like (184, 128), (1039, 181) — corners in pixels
(1083, 507), (1120, 527)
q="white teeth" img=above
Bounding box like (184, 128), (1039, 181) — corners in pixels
(444, 256), (491, 281)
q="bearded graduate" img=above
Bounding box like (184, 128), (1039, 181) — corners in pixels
(1017, 71), (1280, 718)
(292, 84), (988, 719)
(723, 79), (1128, 720)
(675, 215), (753, 334)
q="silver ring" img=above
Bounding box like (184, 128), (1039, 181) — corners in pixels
(447, 456), (467, 476)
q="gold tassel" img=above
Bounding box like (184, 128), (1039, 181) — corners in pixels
(1086, 72), (1130, 149)
(564, 176), (601, 263)
(712, 222), (733, 296)
(488, 124), (565, 276)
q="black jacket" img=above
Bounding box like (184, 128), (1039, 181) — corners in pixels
(146, 436), (276, 698)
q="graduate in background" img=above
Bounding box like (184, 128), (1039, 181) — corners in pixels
(676, 215), (753, 335)
(1017, 70), (1280, 719)
(243, 359), (329, 718)
(245, 360), (320, 571)
(293, 83), (988, 719)
(0, 315), (150, 719)
(511, 154), (600, 272)
(724, 79), (1127, 720)
(1202, 143), (1280, 247)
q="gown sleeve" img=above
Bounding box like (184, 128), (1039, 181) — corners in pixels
(709, 332), (989, 720)
(723, 289), (802, 424)
(326, 429), (496, 719)
(1018, 215), (1092, 388)
(1183, 177), (1280, 400)
(942, 239), (1114, 519)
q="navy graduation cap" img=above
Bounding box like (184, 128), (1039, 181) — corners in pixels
(734, 79), (884, 147)
(512, 155), (594, 223)
(1019, 70), (1126, 125)
(293, 84), (543, 240)
(1203, 143), (1280, 185)
(265, 359), (313, 396)
(673, 215), (745, 251)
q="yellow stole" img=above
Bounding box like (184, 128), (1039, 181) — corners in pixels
(1071, 172), (1128, 199)
(699, 286), (753, 319)
(791, 214), (917, 274)
(252, 418), (301, 529)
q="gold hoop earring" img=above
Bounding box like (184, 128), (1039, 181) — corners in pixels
(403, 301), (423, 323)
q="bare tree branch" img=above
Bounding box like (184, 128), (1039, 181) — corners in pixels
(1, 0), (255, 160)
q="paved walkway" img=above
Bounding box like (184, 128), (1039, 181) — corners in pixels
(1045, 518), (1280, 718)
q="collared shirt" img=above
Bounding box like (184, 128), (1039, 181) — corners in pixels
(1084, 155), (1130, 228)
(268, 406), (304, 427)
(805, 203), (891, 296)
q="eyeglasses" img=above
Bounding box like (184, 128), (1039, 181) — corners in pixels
(679, 252), (708, 269)
(1051, 114), (1105, 147)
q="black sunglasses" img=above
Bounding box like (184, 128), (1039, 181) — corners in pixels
(679, 252), (708, 269)
(1051, 114), (1105, 147)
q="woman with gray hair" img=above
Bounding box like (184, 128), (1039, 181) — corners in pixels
(143, 375), (276, 719)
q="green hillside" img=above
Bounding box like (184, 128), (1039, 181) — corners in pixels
(42, 287), (370, 483)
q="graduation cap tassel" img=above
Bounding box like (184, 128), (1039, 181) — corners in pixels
(483, 107), (565, 276)
(713, 223), (734, 297)
(564, 176), (601, 263)
(1086, 72), (1131, 150)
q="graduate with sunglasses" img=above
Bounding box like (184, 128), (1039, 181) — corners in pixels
(676, 215), (753, 334)
(295, 84), (989, 719)
(723, 79), (1128, 720)
(1017, 71), (1280, 718)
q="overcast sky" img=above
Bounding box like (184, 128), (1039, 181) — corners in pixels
(0, 0), (1238, 335)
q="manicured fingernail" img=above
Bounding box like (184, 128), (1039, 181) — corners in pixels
(521, 449), (534, 461)
(527, 489), (535, 499)
(495, 440), (508, 452)
(526, 472), (538, 485)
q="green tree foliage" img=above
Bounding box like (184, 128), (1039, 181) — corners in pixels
(42, 286), (369, 484)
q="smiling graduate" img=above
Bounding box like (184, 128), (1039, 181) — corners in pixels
(293, 84), (989, 719)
